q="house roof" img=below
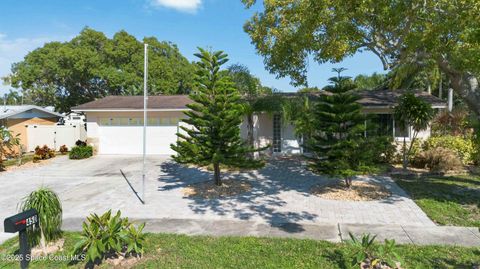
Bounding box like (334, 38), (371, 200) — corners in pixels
(278, 89), (446, 108)
(72, 90), (446, 112)
(72, 95), (192, 111)
(0, 105), (62, 120)
(356, 89), (446, 108)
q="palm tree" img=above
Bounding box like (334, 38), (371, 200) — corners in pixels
(227, 64), (275, 156)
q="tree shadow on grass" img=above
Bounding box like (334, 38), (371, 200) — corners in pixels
(395, 176), (480, 208)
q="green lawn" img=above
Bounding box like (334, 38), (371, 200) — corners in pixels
(2, 154), (35, 168)
(0, 233), (479, 268)
(395, 174), (480, 227)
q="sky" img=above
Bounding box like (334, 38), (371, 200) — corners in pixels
(0, 0), (385, 95)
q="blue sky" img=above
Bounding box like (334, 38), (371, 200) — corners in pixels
(0, 0), (385, 94)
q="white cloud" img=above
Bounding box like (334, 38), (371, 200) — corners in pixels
(0, 34), (68, 94)
(150, 0), (202, 13)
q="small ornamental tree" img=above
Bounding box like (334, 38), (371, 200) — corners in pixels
(308, 73), (366, 188)
(394, 93), (434, 169)
(171, 48), (263, 186)
(0, 127), (20, 170)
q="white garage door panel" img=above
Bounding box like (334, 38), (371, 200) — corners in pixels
(98, 126), (178, 155)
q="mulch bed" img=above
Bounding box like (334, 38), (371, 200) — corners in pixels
(31, 238), (65, 257)
(182, 179), (252, 199)
(311, 181), (391, 201)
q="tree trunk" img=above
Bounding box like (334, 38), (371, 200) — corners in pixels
(402, 136), (408, 170)
(40, 226), (47, 254)
(213, 162), (221, 186)
(246, 112), (255, 158)
(345, 177), (353, 188)
(437, 58), (480, 119)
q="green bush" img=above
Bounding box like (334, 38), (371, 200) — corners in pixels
(20, 187), (63, 248)
(69, 146), (93, 159)
(72, 210), (145, 264)
(353, 136), (396, 167)
(347, 233), (402, 268)
(423, 135), (475, 164)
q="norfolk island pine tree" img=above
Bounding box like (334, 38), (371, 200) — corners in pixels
(171, 48), (264, 186)
(307, 72), (367, 188)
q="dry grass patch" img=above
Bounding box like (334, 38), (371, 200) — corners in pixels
(182, 179), (252, 199)
(311, 181), (391, 201)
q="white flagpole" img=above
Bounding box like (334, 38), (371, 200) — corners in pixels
(142, 43), (148, 204)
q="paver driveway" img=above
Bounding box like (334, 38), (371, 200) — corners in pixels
(0, 155), (434, 233)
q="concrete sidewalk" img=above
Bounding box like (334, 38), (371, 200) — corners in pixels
(1, 218), (478, 247)
(58, 218), (480, 247)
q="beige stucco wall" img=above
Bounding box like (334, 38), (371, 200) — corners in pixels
(6, 117), (58, 155)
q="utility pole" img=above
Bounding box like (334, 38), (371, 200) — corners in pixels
(142, 43), (148, 204)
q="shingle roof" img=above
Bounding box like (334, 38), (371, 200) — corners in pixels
(0, 105), (62, 120)
(356, 89), (446, 108)
(72, 95), (192, 111)
(72, 90), (446, 111)
(278, 89), (446, 108)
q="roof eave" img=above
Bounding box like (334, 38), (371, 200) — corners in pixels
(72, 108), (190, 112)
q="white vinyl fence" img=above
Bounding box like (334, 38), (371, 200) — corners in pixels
(26, 124), (87, 151)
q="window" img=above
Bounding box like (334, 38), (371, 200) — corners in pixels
(99, 118), (111, 126)
(119, 118), (129, 126)
(160, 118), (170, 125)
(394, 119), (409, 138)
(368, 114), (393, 136)
(148, 118), (159, 126)
(170, 117), (180, 125)
(273, 114), (281, 153)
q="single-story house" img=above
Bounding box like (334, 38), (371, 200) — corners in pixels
(0, 105), (63, 154)
(72, 90), (446, 156)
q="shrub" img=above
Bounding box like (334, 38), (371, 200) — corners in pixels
(34, 145), (55, 160)
(20, 187), (63, 250)
(347, 233), (402, 268)
(69, 146), (93, 160)
(75, 140), (87, 147)
(413, 147), (463, 172)
(432, 109), (470, 136)
(33, 154), (42, 163)
(366, 136), (396, 164)
(423, 135), (475, 164)
(59, 145), (68, 155)
(72, 210), (145, 264)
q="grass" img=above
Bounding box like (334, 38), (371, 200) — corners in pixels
(0, 232), (479, 268)
(395, 174), (480, 227)
(2, 153), (35, 167)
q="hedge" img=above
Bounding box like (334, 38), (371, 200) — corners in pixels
(69, 146), (93, 160)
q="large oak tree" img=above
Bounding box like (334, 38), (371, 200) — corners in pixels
(242, 0), (480, 118)
(5, 28), (195, 112)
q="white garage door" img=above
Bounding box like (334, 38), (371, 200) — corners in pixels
(98, 126), (178, 155)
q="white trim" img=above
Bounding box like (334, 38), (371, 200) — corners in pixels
(72, 108), (190, 112)
(0, 105), (62, 119)
(363, 105), (446, 110)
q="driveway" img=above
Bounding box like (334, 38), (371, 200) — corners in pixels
(0, 155), (434, 233)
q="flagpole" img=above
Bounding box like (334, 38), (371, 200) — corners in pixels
(142, 43), (148, 204)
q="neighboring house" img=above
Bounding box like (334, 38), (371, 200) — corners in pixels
(0, 105), (62, 154)
(72, 90), (446, 156)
